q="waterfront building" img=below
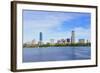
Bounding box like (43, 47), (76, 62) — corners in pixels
(24, 42), (32, 47)
(50, 39), (54, 45)
(57, 40), (61, 44)
(61, 39), (66, 44)
(66, 38), (70, 44)
(32, 39), (36, 45)
(39, 32), (43, 46)
(40, 32), (42, 41)
(57, 39), (63, 44)
(57, 39), (66, 44)
(86, 40), (90, 44)
(79, 39), (85, 44)
(71, 31), (75, 44)
(26, 42), (32, 45)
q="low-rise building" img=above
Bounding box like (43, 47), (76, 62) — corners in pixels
(78, 39), (85, 44)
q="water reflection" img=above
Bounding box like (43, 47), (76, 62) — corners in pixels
(23, 47), (91, 62)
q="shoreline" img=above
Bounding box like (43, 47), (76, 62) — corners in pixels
(23, 46), (91, 48)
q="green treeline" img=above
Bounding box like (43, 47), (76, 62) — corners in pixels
(23, 43), (91, 48)
(39, 43), (91, 47)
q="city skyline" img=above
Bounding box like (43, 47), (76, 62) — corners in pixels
(23, 10), (91, 43)
(23, 31), (90, 45)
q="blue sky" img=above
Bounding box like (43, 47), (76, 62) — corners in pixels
(23, 10), (91, 43)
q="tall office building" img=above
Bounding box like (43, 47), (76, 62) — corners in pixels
(39, 32), (43, 46)
(71, 31), (75, 44)
(40, 32), (42, 41)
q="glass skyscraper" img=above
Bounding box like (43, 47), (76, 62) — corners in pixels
(39, 32), (43, 46)
(71, 31), (75, 44)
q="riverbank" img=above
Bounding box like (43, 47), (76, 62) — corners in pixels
(23, 43), (91, 48)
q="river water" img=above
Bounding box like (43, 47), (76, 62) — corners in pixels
(23, 47), (91, 62)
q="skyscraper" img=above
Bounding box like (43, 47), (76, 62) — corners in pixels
(39, 32), (43, 46)
(40, 32), (42, 41)
(71, 31), (75, 44)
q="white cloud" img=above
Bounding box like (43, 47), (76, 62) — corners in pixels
(23, 12), (78, 33)
(23, 11), (90, 43)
